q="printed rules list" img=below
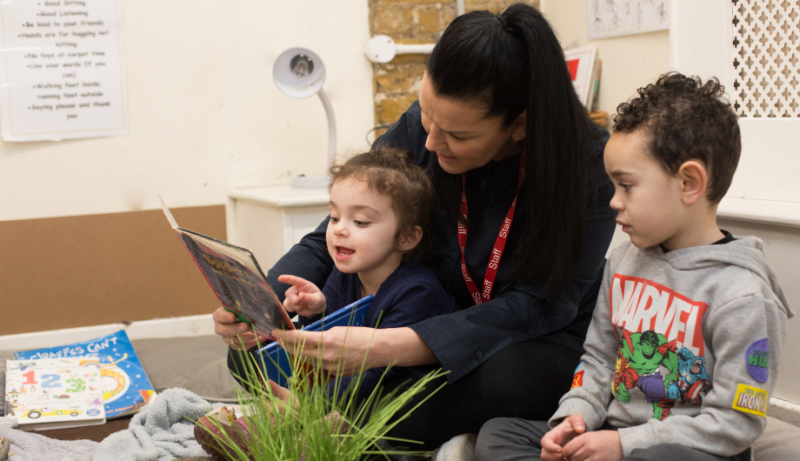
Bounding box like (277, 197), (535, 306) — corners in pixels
(0, 0), (127, 141)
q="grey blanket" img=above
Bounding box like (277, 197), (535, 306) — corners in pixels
(92, 388), (218, 461)
(0, 417), (99, 461)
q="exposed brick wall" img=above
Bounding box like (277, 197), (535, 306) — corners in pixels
(369, 0), (540, 138)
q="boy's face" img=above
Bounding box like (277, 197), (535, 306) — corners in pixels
(605, 129), (685, 249)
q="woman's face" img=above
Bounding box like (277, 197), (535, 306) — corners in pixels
(419, 73), (526, 175)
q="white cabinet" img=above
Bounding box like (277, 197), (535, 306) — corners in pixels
(227, 186), (330, 272)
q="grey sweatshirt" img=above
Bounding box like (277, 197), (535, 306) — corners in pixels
(550, 236), (793, 457)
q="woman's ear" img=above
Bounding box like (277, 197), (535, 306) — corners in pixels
(397, 226), (423, 253)
(511, 111), (527, 141)
(677, 160), (708, 206)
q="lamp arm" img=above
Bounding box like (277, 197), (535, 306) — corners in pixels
(317, 88), (337, 171)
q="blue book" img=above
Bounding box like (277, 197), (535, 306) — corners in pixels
(255, 295), (373, 387)
(14, 330), (156, 419)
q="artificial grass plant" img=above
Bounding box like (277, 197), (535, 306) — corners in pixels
(194, 331), (446, 461)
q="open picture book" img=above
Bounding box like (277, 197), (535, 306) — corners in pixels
(159, 196), (294, 337)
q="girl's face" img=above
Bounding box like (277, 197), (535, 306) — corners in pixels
(419, 73), (527, 175)
(326, 178), (404, 280)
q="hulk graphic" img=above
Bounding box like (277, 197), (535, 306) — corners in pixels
(613, 328), (679, 420)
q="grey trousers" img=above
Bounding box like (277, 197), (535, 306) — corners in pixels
(475, 417), (752, 461)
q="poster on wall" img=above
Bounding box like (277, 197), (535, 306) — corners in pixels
(586, 0), (669, 40)
(0, 0), (128, 142)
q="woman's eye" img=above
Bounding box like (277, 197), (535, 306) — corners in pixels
(449, 133), (465, 141)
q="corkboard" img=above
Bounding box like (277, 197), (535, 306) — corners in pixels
(0, 206), (226, 336)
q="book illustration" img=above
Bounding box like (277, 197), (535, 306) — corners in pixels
(159, 196), (294, 337)
(4, 358), (105, 430)
(14, 330), (156, 419)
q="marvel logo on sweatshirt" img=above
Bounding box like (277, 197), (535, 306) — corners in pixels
(609, 275), (711, 420)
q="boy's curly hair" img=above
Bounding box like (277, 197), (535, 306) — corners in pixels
(613, 72), (741, 204)
(329, 145), (436, 262)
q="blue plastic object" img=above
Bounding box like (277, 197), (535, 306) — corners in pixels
(256, 295), (373, 387)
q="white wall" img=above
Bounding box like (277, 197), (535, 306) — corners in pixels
(541, 0), (670, 121)
(0, 0), (374, 222)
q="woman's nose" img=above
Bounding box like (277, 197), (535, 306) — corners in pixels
(425, 124), (446, 153)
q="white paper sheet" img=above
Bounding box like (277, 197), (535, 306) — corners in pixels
(586, 0), (670, 40)
(0, 0), (128, 142)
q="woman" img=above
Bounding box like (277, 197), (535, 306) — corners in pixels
(215, 3), (615, 449)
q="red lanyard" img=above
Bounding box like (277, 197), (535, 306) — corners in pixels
(458, 150), (526, 305)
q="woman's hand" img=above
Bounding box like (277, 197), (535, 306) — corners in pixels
(271, 326), (438, 376)
(271, 326), (382, 376)
(278, 275), (327, 318)
(213, 306), (270, 351)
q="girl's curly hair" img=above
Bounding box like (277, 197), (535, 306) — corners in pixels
(329, 146), (436, 262)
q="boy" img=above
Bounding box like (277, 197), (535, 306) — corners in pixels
(474, 73), (793, 461)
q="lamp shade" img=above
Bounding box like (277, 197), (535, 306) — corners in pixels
(273, 47), (326, 99)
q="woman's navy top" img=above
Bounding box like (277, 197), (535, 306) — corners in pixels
(266, 101), (616, 383)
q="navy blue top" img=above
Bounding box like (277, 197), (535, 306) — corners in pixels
(264, 101), (616, 383)
(301, 261), (457, 400)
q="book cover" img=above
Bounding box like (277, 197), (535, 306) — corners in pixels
(14, 330), (156, 419)
(256, 295), (373, 388)
(159, 196), (294, 337)
(4, 357), (106, 431)
(564, 45), (598, 108)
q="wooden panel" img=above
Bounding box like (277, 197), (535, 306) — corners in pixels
(0, 206), (226, 336)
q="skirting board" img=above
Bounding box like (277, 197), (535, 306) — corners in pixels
(0, 314), (216, 352)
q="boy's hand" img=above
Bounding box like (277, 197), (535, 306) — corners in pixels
(561, 430), (622, 461)
(541, 414), (586, 460)
(278, 275), (326, 317)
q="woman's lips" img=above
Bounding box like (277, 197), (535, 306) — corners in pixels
(436, 152), (457, 164)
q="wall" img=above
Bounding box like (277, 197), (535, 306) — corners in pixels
(540, 0), (670, 126)
(0, 0), (375, 334)
(369, 0), (540, 137)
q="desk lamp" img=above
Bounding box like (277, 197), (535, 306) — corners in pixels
(273, 47), (336, 189)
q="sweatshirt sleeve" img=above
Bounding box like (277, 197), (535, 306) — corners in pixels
(616, 293), (787, 457)
(549, 259), (618, 431)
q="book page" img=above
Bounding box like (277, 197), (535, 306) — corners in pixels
(0, 0), (128, 141)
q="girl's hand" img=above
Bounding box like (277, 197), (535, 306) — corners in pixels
(278, 275), (327, 318)
(561, 430), (622, 461)
(213, 306), (270, 351)
(271, 327), (384, 376)
(540, 414), (586, 461)
(267, 379), (298, 413)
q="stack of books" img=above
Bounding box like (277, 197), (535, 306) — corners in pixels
(3, 330), (155, 431)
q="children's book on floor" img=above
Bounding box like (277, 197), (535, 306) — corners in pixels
(14, 330), (156, 419)
(4, 357), (106, 431)
(159, 196), (294, 337)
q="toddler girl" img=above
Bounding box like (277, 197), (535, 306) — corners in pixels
(278, 145), (456, 400)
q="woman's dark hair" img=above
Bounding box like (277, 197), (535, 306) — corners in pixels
(329, 145), (437, 262)
(427, 3), (594, 305)
(614, 73), (741, 204)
